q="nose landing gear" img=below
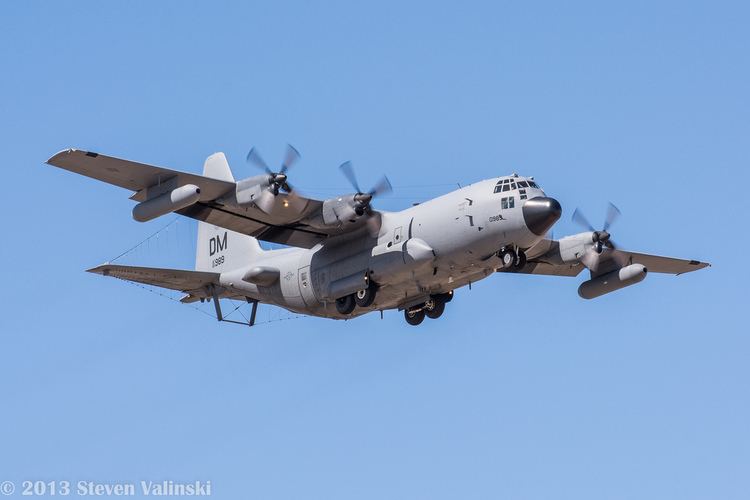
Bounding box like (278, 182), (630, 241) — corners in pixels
(498, 247), (527, 271)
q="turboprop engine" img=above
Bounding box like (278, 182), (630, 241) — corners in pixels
(314, 161), (394, 229)
(578, 263), (647, 299)
(321, 194), (361, 225)
(533, 232), (600, 265)
(132, 184), (201, 222)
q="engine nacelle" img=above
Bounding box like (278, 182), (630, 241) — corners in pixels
(578, 264), (648, 299)
(132, 184), (201, 222)
(533, 232), (597, 265)
(558, 232), (597, 263)
(320, 195), (360, 226)
(234, 175), (271, 206)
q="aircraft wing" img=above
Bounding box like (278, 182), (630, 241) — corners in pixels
(47, 148), (343, 248)
(592, 249), (710, 277)
(501, 237), (709, 278)
(87, 264), (220, 297)
(47, 148), (236, 201)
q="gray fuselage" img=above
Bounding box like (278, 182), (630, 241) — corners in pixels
(216, 176), (559, 319)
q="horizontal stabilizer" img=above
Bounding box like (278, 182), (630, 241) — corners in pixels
(87, 264), (220, 295)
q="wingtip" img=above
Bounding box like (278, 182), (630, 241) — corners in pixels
(677, 260), (711, 275)
(86, 262), (112, 275)
(46, 148), (78, 165)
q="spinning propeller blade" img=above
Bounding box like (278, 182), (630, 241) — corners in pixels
(370, 176), (393, 198)
(255, 189), (276, 213)
(338, 161), (392, 230)
(572, 208), (595, 232)
(572, 202), (625, 270)
(603, 202), (621, 232)
(339, 161), (362, 194)
(280, 144), (300, 174)
(245, 144), (302, 211)
(246, 147), (272, 174)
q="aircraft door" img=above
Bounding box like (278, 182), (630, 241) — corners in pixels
(298, 265), (317, 307)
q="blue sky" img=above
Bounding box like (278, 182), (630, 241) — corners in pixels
(1, 1), (747, 499)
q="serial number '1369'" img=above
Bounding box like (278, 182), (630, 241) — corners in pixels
(212, 255), (225, 268)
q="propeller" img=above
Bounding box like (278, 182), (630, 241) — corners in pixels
(571, 202), (625, 271)
(339, 161), (392, 216)
(246, 144), (302, 212)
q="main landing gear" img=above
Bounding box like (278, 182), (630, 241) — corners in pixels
(335, 294), (356, 315)
(336, 281), (379, 315)
(498, 246), (526, 271)
(403, 291), (453, 326)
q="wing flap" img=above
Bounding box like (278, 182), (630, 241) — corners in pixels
(177, 202), (328, 249)
(499, 260), (586, 277)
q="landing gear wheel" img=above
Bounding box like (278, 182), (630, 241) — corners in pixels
(513, 250), (527, 270)
(499, 248), (517, 269)
(355, 284), (377, 307)
(424, 298), (445, 319)
(335, 295), (356, 315)
(404, 308), (425, 326)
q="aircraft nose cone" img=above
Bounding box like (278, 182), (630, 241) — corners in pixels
(522, 197), (562, 236)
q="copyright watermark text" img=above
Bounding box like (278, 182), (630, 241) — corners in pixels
(0, 480), (211, 496)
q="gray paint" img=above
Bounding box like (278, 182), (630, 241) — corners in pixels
(49, 150), (711, 322)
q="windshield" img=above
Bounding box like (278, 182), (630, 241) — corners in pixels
(493, 178), (540, 193)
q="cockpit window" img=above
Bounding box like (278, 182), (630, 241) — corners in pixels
(495, 178), (535, 193)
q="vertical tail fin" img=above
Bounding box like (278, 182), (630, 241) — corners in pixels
(195, 153), (264, 272)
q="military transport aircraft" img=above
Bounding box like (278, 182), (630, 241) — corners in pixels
(47, 146), (709, 326)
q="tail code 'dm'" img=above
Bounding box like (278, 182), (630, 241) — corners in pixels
(209, 232), (228, 256)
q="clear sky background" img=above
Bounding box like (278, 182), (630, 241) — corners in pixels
(1, 1), (747, 499)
